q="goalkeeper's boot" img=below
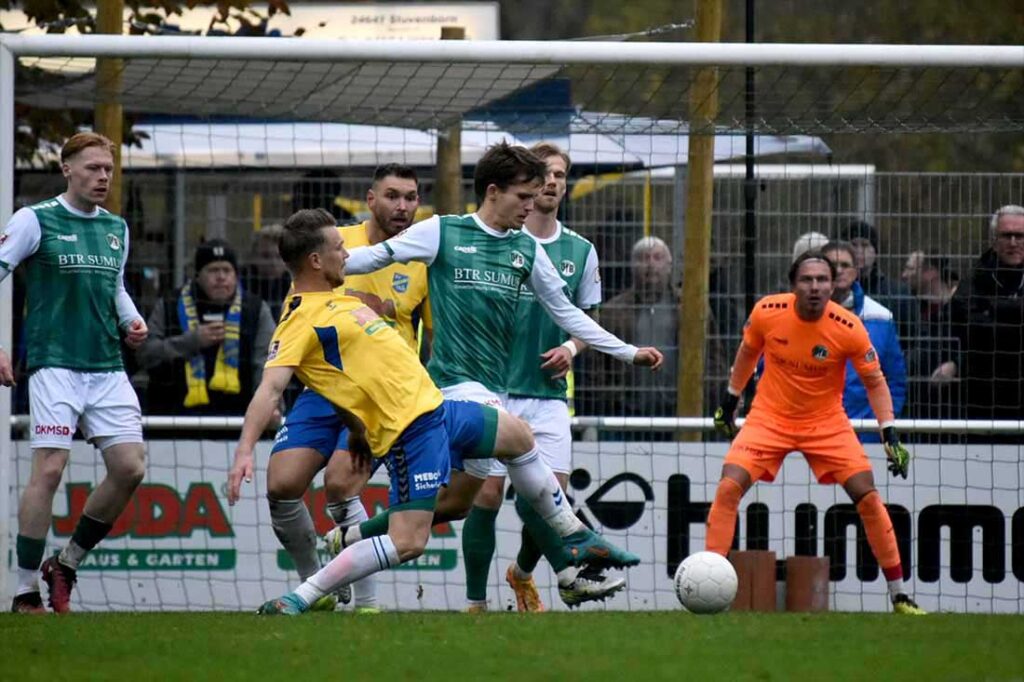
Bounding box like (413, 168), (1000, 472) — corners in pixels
(257, 592), (309, 616)
(309, 594), (338, 612)
(323, 528), (353, 605)
(564, 528), (641, 570)
(40, 556), (77, 614)
(559, 567), (626, 608)
(11, 592), (47, 614)
(464, 602), (488, 613)
(505, 565), (546, 613)
(892, 593), (927, 615)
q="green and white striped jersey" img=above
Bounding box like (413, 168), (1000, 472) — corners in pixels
(345, 213), (635, 394)
(507, 222), (601, 400)
(0, 195), (140, 372)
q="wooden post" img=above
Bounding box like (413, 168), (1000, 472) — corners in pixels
(677, 0), (722, 435)
(95, 0), (124, 214)
(785, 556), (830, 612)
(729, 549), (777, 612)
(434, 26), (465, 216)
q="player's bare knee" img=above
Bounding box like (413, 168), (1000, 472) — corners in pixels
(473, 477), (504, 510)
(721, 464), (753, 494)
(434, 494), (471, 521)
(389, 527), (431, 562)
(29, 448), (69, 491)
(266, 476), (307, 501)
(493, 414), (534, 458)
(843, 471), (877, 504)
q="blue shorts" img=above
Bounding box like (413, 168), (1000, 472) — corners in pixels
(271, 393), (498, 473)
(381, 406), (450, 506)
(271, 390), (348, 458)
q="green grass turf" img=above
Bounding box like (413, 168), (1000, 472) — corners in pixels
(3, 611), (1023, 681)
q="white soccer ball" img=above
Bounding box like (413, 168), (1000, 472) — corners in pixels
(674, 551), (738, 614)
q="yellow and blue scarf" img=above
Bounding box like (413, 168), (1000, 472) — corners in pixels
(178, 283), (242, 407)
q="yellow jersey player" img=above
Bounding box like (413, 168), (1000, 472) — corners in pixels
(258, 165), (428, 612)
(230, 207), (448, 615)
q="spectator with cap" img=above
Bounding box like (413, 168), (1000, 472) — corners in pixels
(138, 239), (275, 415)
(791, 231), (830, 263)
(841, 220), (918, 339)
(939, 205), (1024, 425)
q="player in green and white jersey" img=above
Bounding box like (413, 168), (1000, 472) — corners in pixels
(464, 143), (625, 611)
(339, 142), (663, 586)
(0, 133), (149, 614)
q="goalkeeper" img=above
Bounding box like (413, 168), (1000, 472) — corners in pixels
(708, 251), (925, 615)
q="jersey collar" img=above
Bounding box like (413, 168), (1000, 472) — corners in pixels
(57, 195), (102, 218)
(470, 213), (514, 238)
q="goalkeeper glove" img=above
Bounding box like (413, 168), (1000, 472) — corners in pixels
(881, 426), (911, 479)
(713, 391), (741, 439)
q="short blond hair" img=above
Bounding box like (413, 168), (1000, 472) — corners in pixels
(529, 142), (571, 173)
(61, 132), (116, 162)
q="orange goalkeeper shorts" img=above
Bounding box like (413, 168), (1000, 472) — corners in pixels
(723, 411), (872, 485)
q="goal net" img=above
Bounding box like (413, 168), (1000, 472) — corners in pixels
(2, 35), (1022, 613)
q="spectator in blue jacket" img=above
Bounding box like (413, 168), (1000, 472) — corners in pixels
(823, 241), (907, 442)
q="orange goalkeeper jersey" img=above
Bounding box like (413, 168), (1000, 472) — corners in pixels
(744, 293), (881, 423)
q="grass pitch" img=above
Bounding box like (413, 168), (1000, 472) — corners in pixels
(3, 611), (1023, 681)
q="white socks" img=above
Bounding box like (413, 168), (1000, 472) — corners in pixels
(294, 535), (399, 606)
(504, 449), (584, 537)
(16, 568), (39, 596)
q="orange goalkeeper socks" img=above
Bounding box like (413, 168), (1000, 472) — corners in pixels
(856, 490), (903, 582)
(705, 477), (744, 556)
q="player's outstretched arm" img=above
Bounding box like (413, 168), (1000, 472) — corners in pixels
(228, 365), (294, 505)
(527, 249), (643, 364)
(345, 216), (441, 275)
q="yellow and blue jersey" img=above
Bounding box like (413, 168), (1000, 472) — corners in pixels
(266, 291), (443, 456)
(337, 222), (430, 350)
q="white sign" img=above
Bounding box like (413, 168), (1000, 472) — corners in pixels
(0, 2), (500, 40)
(7, 440), (1022, 613)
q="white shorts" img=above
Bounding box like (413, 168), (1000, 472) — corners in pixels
(441, 382), (506, 479)
(29, 368), (143, 450)
(492, 398), (572, 477)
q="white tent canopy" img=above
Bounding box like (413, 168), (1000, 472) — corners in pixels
(117, 118), (829, 170)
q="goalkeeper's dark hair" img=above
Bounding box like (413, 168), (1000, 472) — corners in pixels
(373, 163), (418, 186)
(788, 249), (838, 285)
(279, 208), (336, 273)
(473, 141), (546, 204)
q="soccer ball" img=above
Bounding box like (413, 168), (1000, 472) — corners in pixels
(674, 551), (738, 614)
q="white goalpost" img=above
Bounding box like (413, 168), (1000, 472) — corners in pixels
(1, 34), (1023, 613)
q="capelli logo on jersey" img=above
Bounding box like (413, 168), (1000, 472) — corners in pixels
(510, 250), (526, 268)
(812, 345), (829, 361)
(106, 233), (121, 250)
(454, 245), (477, 254)
(57, 234), (79, 242)
(560, 260), (576, 277)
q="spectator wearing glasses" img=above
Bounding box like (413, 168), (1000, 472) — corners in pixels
(938, 205), (1024, 424)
